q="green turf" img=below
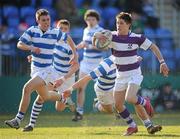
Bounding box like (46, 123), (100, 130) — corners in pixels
(0, 112), (180, 139)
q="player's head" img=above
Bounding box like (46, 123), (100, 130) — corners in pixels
(56, 19), (70, 33)
(116, 12), (132, 35)
(84, 9), (100, 28)
(36, 9), (51, 31)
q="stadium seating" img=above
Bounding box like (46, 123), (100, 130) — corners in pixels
(40, 0), (54, 7)
(144, 27), (156, 42)
(156, 28), (173, 49)
(20, 6), (36, 27)
(174, 48), (180, 69)
(3, 6), (20, 28)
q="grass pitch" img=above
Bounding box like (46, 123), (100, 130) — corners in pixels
(0, 112), (180, 139)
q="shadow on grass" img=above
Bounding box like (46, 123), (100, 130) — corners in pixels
(89, 132), (180, 138)
(135, 134), (180, 137)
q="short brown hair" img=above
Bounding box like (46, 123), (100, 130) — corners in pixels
(84, 9), (100, 21)
(116, 12), (132, 24)
(36, 9), (49, 20)
(56, 19), (70, 28)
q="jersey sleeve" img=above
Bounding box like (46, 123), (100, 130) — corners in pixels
(89, 60), (111, 79)
(57, 29), (68, 42)
(19, 26), (33, 45)
(139, 35), (152, 50)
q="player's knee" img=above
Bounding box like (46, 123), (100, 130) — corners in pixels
(37, 97), (45, 104)
(55, 104), (65, 112)
(125, 95), (134, 104)
(23, 83), (33, 95)
(78, 86), (85, 93)
(105, 108), (113, 114)
(40, 94), (50, 101)
(43, 96), (50, 101)
(101, 105), (113, 114)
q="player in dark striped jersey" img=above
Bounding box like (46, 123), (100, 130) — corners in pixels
(94, 12), (169, 136)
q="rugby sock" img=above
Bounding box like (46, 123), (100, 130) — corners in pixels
(143, 119), (153, 128)
(76, 106), (83, 115)
(95, 101), (103, 112)
(15, 111), (25, 124)
(29, 101), (43, 127)
(136, 96), (146, 106)
(119, 108), (137, 128)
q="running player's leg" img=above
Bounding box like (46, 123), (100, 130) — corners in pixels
(135, 103), (162, 134)
(55, 75), (75, 112)
(23, 95), (44, 132)
(5, 76), (47, 129)
(73, 71), (89, 121)
(125, 78), (161, 134)
(125, 75), (154, 116)
(114, 90), (138, 136)
(5, 76), (62, 129)
(94, 91), (114, 113)
(95, 102), (113, 113)
(55, 101), (66, 111)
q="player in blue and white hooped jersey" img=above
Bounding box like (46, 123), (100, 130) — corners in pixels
(5, 9), (78, 130)
(74, 9), (105, 121)
(18, 13), (77, 77)
(21, 19), (79, 132)
(94, 12), (169, 136)
(61, 56), (116, 113)
(91, 56), (116, 113)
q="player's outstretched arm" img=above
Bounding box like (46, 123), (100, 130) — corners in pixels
(53, 61), (79, 88)
(67, 35), (78, 64)
(76, 41), (88, 49)
(72, 75), (92, 90)
(150, 43), (169, 76)
(61, 75), (92, 98)
(17, 41), (41, 54)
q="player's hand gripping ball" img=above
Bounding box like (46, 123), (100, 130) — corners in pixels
(94, 30), (112, 49)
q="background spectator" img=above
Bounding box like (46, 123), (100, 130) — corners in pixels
(154, 82), (178, 112)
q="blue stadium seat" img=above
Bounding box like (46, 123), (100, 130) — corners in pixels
(3, 6), (18, 18)
(174, 48), (180, 70)
(165, 59), (176, 71)
(40, 0), (53, 7)
(175, 48), (180, 60)
(8, 18), (20, 28)
(0, 15), (2, 26)
(20, 6), (35, 19)
(3, 6), (20, 28)
(74, 0), (85, 8)
(0, 8), (2, 26)
(156, 28), (173, 49)
(160, 48), (174, 59)
(103, 7), (119, 29)
(144, 27), (156, 42)
(70, 27), (83, 44)
(138, 49), (152, 70)
(20, 6), (36, 26)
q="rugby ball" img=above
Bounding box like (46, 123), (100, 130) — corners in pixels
(94, 30), (112, 49)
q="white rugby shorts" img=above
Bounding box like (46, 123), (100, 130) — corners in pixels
(94, 85), (114, 105)
(36, 67), (75, 94)
(114, 74), (143, 92)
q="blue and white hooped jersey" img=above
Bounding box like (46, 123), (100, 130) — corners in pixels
(83, 25), (104, 62)
(89, 56), (116, 92)
(53, 41), (73, 76)
(19, 26), (67, 69)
